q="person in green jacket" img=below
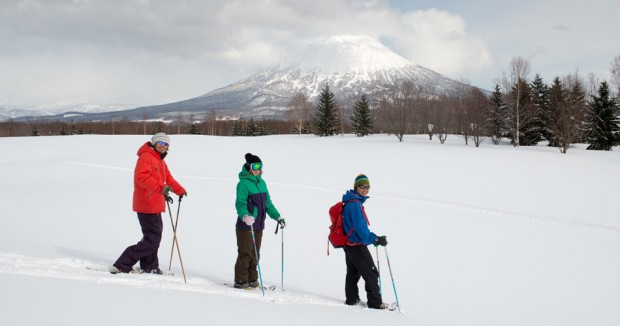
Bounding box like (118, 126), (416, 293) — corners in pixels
(233, 153), (285, 289)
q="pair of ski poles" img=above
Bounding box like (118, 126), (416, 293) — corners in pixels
(376, 246), (401, 313)
(249, 219), (285, 297)
(166, 195), (187, 283)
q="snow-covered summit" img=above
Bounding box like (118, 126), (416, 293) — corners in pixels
(183, 35), (465, 117)
(279, 35), (413, 76)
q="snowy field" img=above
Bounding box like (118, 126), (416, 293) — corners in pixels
(1, 134), (619, 326)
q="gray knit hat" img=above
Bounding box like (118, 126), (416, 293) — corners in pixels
(151, 132), (170, 145)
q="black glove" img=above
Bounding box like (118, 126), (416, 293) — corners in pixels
(179, 192), (188, 200)
(375, 235), (387, 246)
(162, 185), (171, 196)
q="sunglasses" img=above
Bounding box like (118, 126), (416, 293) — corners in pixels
(155, 141), (169, 147)
(249, 162), (263, 171)
(357, 185), (371, 190)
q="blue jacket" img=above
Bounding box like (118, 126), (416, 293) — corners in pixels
(342, 189), (377, 245)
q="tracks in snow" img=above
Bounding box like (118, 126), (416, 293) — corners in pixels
(66, 162), (620, 233)
(0, 252), (343, 308)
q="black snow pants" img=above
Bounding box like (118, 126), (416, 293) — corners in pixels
(343, 245), (382, 308)
(114, 213), (163, 272)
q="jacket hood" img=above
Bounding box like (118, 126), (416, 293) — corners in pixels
(342, 189), (368, 204)
(137, 142), (167, 160)
(238, 164), (262, 180)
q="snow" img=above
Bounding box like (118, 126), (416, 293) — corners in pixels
(281, 35), (413, 76)
(1, 134), (620, 325)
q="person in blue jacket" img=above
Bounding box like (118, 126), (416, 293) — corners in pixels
(341, 173), (388, 309)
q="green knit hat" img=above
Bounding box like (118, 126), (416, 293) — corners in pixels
(354, 174), (370, 189)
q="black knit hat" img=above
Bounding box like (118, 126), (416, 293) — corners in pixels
(245, 153), (262, 164)
(244, 153), (262, 171)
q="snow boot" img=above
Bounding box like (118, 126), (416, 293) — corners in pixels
(249, 280), (260, 288)
(345, 298), (361, 306)
(234, 282), (250, 289)
(368, 302), (389, 310)
(109, 265), (140, 274)
(143, 267), (174, 275)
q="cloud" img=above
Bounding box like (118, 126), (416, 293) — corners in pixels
(0, 0), (493, 106)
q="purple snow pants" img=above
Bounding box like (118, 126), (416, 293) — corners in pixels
(114, 213), (163, 273)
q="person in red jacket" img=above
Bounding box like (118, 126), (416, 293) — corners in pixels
(110, 133), (187, 274)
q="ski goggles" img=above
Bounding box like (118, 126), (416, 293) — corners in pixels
(155, 141), (169, 147)
(357, 185), (370, 190)
(249, 162), (263, 171)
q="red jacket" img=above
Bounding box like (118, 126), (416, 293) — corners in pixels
(132, 142), (186, 213)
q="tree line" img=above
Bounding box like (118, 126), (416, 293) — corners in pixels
(304, 55), (620, 153)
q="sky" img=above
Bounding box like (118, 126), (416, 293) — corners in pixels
(1, 0), (619, 109)
(1, 134), (620, 325)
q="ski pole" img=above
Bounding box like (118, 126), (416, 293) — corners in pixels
(168, 195), (183, 271)
(275, 219), (284, 291)
(281, 226), (284, 291)
(250, 224), (265, 297)
(384, 247), (400, 313)
(376, 246), (382, 295)
(166, 196), (187, 283)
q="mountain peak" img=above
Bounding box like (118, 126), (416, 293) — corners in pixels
(279, 35), (414, 76)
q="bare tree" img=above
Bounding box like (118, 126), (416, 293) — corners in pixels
(286, 92), (312, 135)
(499, 56), (531, 146)
(433, 99), (453, 144)
(467, 88), (490, 147)
(376, 80), (418, 142)
(141, 110), (150, 135)
(175, 112), (184, 134)
(610, 54), (620, 96)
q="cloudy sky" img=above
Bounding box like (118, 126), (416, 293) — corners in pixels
(1, 0), (618, 109)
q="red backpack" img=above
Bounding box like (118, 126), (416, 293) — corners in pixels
(327, 199), (368, 255)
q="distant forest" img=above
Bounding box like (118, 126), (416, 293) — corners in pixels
(2, 56), (619, 153)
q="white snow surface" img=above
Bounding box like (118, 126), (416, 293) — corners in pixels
(1, 134), (620, 325)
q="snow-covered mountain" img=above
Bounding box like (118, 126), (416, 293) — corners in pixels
(0, 106), (53, 121)
(133, 35), (467, 119)
(3, 101), (136, 122)
(21, 35), (471, 122)
(188, 35), (466, 116)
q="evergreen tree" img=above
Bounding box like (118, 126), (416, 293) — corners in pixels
(350, 94), (373, 137)
(231, 120), (244, 136)
(246, 118), (266, 136)
(188, 123), (201, 135)
(487, 84), (506, 145)
(530, 74), (551, 144)
(313, 84), (339, 136)
(586, 81), (620, 150)
(547, 76), (584, 154)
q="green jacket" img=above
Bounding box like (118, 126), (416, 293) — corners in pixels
(235, 165), (280, 231)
